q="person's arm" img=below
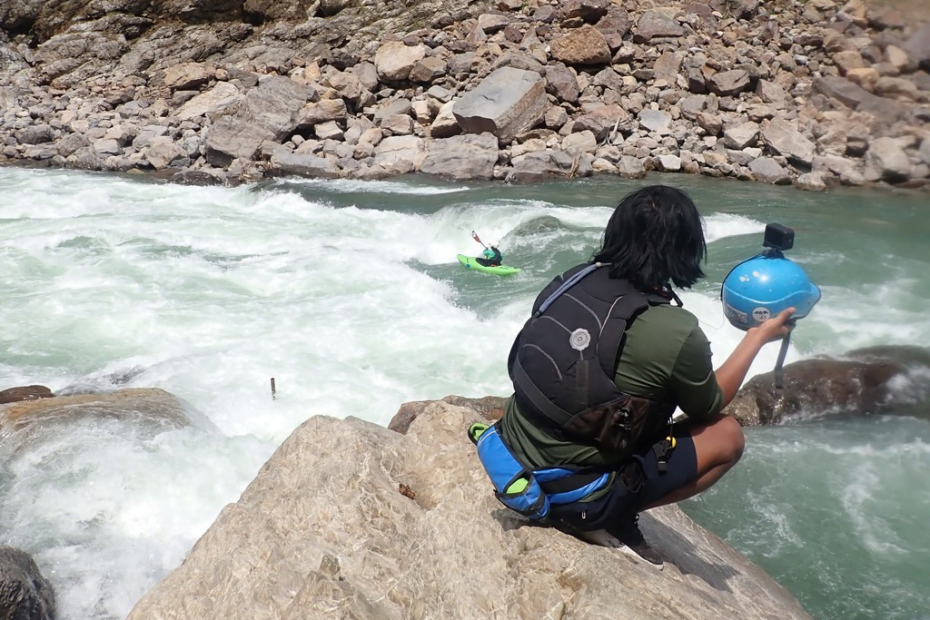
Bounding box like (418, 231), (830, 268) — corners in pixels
(714, 307), (796, 406)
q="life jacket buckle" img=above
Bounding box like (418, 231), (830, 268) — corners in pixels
(652, 436), (677, 474)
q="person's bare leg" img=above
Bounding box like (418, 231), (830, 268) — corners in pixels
(641, 414), (744, 510)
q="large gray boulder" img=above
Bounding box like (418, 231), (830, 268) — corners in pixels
(372, 135), (426, 173)
(267, 150), (340, 178)
(811, 77), (911, 122)
(175, 82), (242, 121)
(506, 149), (593, 183)
(420, 133), (499, 180)
(0, 546), (56, 620)
(203, 116), (275, 167)
(374, 40), (427, 81)
(126, 400), (813, 620)
(761, 119), (815, 166)
(749, 157), (791, 184)
(453, 67), (548, 143)
(865, 137), (912, 182)
(236, 75), (316, 141)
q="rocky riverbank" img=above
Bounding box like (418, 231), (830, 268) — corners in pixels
(1, 0), (929, 191)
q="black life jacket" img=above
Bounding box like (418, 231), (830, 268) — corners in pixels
(507, 262), (679, 455)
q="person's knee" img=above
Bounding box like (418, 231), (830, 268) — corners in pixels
(718, 415), (745, 464)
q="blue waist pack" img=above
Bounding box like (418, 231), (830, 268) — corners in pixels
(468, 422), (610, 520)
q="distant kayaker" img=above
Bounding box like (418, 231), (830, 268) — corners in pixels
(477, 244), (503, 267)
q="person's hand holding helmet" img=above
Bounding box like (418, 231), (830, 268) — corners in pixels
(749, 307), (796, 344)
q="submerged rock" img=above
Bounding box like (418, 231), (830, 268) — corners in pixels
(0, 546), (56, 620)
(126, 400), (813, 620)
(725, 345), (930, 426)
(0, 385), (53, 405)
(0, 387), (203, 453)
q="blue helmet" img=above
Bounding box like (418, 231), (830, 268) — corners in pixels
(721, 254), (821, 331)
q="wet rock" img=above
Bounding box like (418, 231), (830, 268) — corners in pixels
(0, 385), (53, 404)
(0, 388), (200, 453)
(725, 346), (930, 425)
(169, 170), (226, 186)
(0, 546), (56, 620)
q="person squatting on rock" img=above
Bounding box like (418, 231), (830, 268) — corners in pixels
(470, 184), (795, 569)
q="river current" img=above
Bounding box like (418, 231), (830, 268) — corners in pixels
(1, 166), (927, 620)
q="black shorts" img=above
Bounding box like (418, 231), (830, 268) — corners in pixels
(547, 429), (699, 532)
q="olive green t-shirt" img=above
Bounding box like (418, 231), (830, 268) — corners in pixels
(500, 302), (724, 469)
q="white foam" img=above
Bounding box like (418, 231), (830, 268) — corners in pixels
(271, 177), (473, 195)
(703, 213), (766, 244)
(3, 167), (930, 620)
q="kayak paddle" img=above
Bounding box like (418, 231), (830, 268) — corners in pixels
(471, 230), (489, 249)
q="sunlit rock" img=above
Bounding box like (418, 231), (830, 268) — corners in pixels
(126, 400), (814, 620)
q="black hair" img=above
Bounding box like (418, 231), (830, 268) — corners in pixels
(592, 184), (706, 290)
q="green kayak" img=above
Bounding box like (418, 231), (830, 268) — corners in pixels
(457, 254), (521, 276)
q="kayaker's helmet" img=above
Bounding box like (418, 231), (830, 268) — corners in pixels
(722, 254), (821, 331)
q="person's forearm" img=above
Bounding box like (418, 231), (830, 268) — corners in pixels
(714, 329), (769, 406)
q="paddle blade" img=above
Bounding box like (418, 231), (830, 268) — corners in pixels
(471, 230), (487, 247)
